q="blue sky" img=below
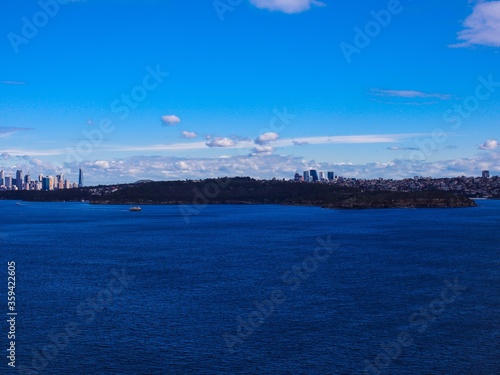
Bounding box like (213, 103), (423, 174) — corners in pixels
(1, 0), (500, 184)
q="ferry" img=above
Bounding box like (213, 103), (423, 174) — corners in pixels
(129, 206), (142, 212)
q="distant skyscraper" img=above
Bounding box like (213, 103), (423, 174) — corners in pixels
(5, 176), (12, 189)
(327, 172), (334, 181)
(0, 170), (4, 186)
(482, 170), (490, 179)
(42, 176), (55, 191)
(319, 171), (325, 181)
(78, 169), (84, 188)
(16, 170), (23, 190)
(310, 169), (319, 182)
(294, 173), (301, 181)
(303, 171), (310, 182)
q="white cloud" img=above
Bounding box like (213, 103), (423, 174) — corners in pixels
(387, 146), (420, 151)
(161, 115), (181, 125)
(256, 132), (280, 145)
(293, 141), (309, 146)
(0, 81), (26, 85)
(451, 1), (500, 48)
(181, 131), (197, 139)
(92, 160), (111, 169)
(479, 139), (499, 150)
(276, 133), (431, 147)
(371, 89), (451, 100)
(250, 0), (326, 14)
(206, 137), (236, 148)
(251, 145), (274, 156)
(0, 127), (32, 138)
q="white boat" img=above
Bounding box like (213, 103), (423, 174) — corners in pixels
(129, 206), (142, 212)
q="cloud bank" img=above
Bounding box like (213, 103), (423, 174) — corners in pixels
(55, 151), (500, 185)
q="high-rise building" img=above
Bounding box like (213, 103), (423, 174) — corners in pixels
(0, 170), (4, 186)
(327, 172), (334, 181)
(42, 177), (50, 191)
(42, 176), (55, 191)
(16, 170), (23, 190)
(5, 176), (12, 189)
(319, 171), (325, 181)
(482, 170), (490, 179)
(294, 173), (301, 181)
(78, 169), (84, 188)
(303, 171), (310, 182)
(310, 169), (319, 182)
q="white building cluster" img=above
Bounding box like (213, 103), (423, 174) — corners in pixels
(295, 170), (336, 182)
(0, 169), (82, 191)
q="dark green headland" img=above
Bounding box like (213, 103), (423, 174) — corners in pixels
(0, 177), (477, 209)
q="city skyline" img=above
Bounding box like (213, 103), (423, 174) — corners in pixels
(0, 168), (81, 191)
(1, 1), (500, 185)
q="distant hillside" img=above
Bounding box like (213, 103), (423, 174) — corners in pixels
(0, 177), (477, 209)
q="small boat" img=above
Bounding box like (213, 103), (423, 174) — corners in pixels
(129, 206), (142, 212)
(16, 202), (21, 206)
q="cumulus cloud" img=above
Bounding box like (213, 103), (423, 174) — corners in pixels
(92, 160), (111, 169)
(479, 139), (499, 150)
(250, 0), (326, 13)
(255, 132), (280, 145)
(451, 1), (500, 48)
(181, 131), (197, 139)
(161, 115), (181, 125)
(206, 137), (236, 148)
(251, 145), (274, 156)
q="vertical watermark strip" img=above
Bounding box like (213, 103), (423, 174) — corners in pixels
(6, 261), (17, 369)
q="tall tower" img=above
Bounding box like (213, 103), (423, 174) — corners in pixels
(16, 170), (23, 190)
(0, 170), (4, 186)
(78, 169), (84, 188)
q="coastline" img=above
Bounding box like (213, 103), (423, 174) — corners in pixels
(0, 178), (478, 209)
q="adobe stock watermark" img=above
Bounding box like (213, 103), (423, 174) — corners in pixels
(65, 64), (169, 164)
(340, 0), (405, 64)
(7, 0), (80, 54)
(409, 74), (499, 162)
(17, 268), (135, 375)
(213, 0), (243, 21)
(222, 236), (340, 353)
(363, 278), (467, 375)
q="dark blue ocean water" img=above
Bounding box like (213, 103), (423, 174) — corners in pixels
(0, 200), (499, 374)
